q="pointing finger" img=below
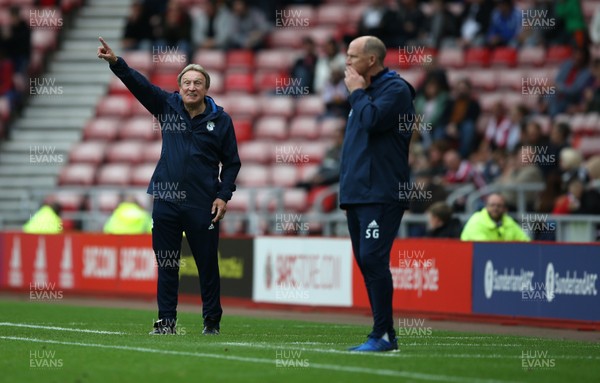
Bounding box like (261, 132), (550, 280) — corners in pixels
(98, 36), (110, 49)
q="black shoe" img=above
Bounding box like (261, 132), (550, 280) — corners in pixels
(202, 326), (220, 335)
(149, 319), (176, 335)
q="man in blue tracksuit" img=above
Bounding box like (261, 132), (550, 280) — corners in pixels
(98, 37), (241, 335)
(341, 36), (415, 352)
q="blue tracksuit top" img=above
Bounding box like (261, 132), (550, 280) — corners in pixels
(339, 68), (415, 209)
(110, 57), (241, 207)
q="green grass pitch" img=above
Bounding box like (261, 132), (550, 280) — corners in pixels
(0, 300), (598, 383)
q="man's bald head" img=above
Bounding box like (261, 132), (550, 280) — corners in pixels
(362, 36), (386, 65)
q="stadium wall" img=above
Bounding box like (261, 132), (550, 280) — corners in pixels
(1, 232), (598, 329)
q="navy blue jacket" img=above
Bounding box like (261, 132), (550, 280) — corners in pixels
(110, 57), (241, 208)
(339, 68), (415, 209)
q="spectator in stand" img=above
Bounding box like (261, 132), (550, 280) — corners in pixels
(492, 148), (543, 211)
(1, 6), (31, 75)
(427, 139), (449, 178)
(153, 0), (193, 59)
(357, 0), (395, 44)
(546, 46), (592, 117)
(321, 65), (350, 118)
(103, 196), (153, 234)
(459, 0), (494, 48)
(192, 0), (233, 50)
(414, 76), (450, 150)
(541, 121), (571, 177)
(481, 148), (509, 184)
(296, 127), (344, 191)
(314, 38), (346, 94)
(552, 178), (600, 214)
(122, 1), (154, 51)
(582, 58), (600, 113)
(443, 149), (486, 189)
(408, 169), (448, 214)
(520, 119), (547, 147)
(426, 0), (459, 49)
(425, 201), (463, 238)
(290, 37), (318, 94)
(481, 102), (525, 153)
(441, 78), (481, 159)
(0, 47), (18, 109)
(555, 0), (588, 48)
(486, 0), (523, 48)
(226, 0), (270, 50)
(460, 193), (530, 241)
(383, 0), (427, 47)
(559, 147), (590, 190)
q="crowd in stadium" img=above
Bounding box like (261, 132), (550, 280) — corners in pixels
(2, 0), (600, 238)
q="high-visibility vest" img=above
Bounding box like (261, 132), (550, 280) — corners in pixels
(103, 202), (152, 234)
(23, 205), (63, 234)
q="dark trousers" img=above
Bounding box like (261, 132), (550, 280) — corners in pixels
(346, 203), (404, 339)
(152, 200), (222, 328)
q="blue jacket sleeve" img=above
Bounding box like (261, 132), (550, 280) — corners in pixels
(217, 117), (241, 202)
(109, 57), (170, 115)
(347, 81), (411, 134)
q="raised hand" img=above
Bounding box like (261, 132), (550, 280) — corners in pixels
(97, 36), (117, 65)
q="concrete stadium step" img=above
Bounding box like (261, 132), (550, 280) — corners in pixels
(79, 7), (130, 18)
(73, 18), (125, 30)
(14, 118), (86, 130)
(0, 141), (73, 153)
(23, 107), (95, 120)
(28, 95), (103, 107)
(54, 51), (109, 62)
(64, 29), (121, 41)
(38, 72), (112, 84)
(10, 130), (82, 142)
(0, 151), (68, 165)
(48, 61), (108, 73)
(0, 164), (62, 177)
(0, 175), (57, 188)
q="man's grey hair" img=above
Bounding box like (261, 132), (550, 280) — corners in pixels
(363, 36), (386, 65)
(177, 64), (211, 89)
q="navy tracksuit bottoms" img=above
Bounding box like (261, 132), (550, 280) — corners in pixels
(152, 199), (222, 328)
(346, 203), (404, 339)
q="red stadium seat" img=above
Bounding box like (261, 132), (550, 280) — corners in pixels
(120, 51), (153, 73)
(132, 99), (152, 116)
(465, 48), (491, 67)
(260, 96), (294, 118)
(131, 163), (156, 186)
(69, 141), (106, 164)
(83, 118), (120, 141)
(208, 71), (223, 94)
(226, 50), (254, 70)
(446, 69), (470, 89)
(296, 96), (325, 116)
(498, 68), (529, 91)
(281, 5), (315, 23)
(108, 75), (132, 95)
(229, 118), (252, 143)
(223, 93), (260, 117)
(150, 73), (179, 92)
(238, 141), (273, 164)
(255, 70), (287, 93)
(119, 116), (155, 141)
(270, 164), (299, 187)
(105, 140), (144, 164)
(289, 116), (319, 140)
(546, 45), (573, 64)
(227, 188), (252, 212)
(96, 95), (132, 118)
(517, 46), (546, 67)
(48, 190), (84, 211)
(400, 70), (426, 89)
(236, 164), (270, 187)
(192, 49), (226, 71)
(58, 163), (96, 186)
(269, 28), (304, 49)
(298, 163), (320, 181)
(255, 116), (288, 141)
(316, 4), (347, 27)
(283, 188), (309, 213)
(97, 190), (122, 212)
(224, 72), (255, 93)
(153, 51), (187, 74)
(255, 49), (296, 71)
(469, 69), (497, 91)
(491, 47), (517, 67)
(96, 163), (132, 186)
(578, 137), (600, 158)
(437, 47), (465, 68)
(319, 117), (346, 138)
(142, 141), (162, 163)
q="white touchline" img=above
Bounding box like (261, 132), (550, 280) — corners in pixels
(0, 336), (522, 383)
(0, 322), (125, 335)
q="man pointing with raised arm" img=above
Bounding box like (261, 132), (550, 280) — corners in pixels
(340, 36), (416, 352)
(97, 37), (241, 335)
